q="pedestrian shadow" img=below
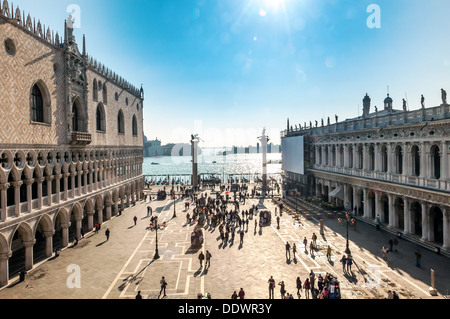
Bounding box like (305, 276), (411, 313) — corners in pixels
(96, 240), (108, 247)
(127, 225), (136, 229)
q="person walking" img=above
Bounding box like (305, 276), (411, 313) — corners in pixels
(292, 243), (297, 260)
(303, 237), (308, 253)
(80, 227), (85, 239)
(415, 249), (422, 267)
(296, 277), (302, 297)
(198, 251), (205, 268)
(309, 270), (316, 293)
(389, 238), (394, 252)
(133, 216), (137, 226)
(135, 291), (143, 299)
(231, 291), (238, 299)
(346, 254), (353, 273)
(268, 276), (275, 299)
(205, 250), (212, 268)
(309, 241), (314, 256)
(381, 245), (388, 262)
(159, 276), (168, 298)
(105, 228), (110, 241)
(340, 255), (347, 272)
(240, 231), (244, 245)
(286, 242), (291, 260)
(326, 245), (332, 260)
(303, 278), (311, 299)
(238, 288), (245, 299)
(278, 281), (286, 299)
(277, 216), (280, 229)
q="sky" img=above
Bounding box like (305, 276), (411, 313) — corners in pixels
(13, 0), (450, 147)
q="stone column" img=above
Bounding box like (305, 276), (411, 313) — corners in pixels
(374, 192), (381, 223)
(105, 203), (112, 221)
(419, 142), (427, 179)
(352, 144), (358, 169)
(402, 143), (408, 178)
(83, 170), (88, 194)
(388, 194), (394, 228)
(70, 172), (76, 198)
(421, 202), (428, 241)
(0, 183), (9, 221)
(46, 176), (53, 207)
(443, 207), (449, 250)
(60, 222), (70, 248)
(343, 145), (349, 168)
(36, 177), (44, 209)
(403, 197), (411, 235)
(89, 169), (94, 192)
(24, 179), (33, 213)
(75, 218), (82, 239)
(387, 143), (393, 174)
(55, 174), (61, 203)
(43, 230), (55, 257)
(363, 188), (369, 219)
(97, 205), (104, 225)
(86, 209), (94, 231)
(63, 173), (69, 201)
(77, 171), (82, 196)
(114, 200), (119, 217)
(0, 251), (12, 287)
(22, 239), (36, 271)
(441, 141), (448, 180)
(11, 181), (23, 216)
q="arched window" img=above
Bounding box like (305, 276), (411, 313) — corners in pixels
(411, 145), (420, 177)
(103, 83), (108, 104)
(430, 145), (441, 179)
(117, 110), (124, 134)
(96, 103), (106, 132)
(132, 115), (138, 136)
(381, 145), (388, 173)
(93, 79), (98, 101)
(72, 98), (85, 132)
(394, 145), (403, 174)
(31, 84), (44, 123)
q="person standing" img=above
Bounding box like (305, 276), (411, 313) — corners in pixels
(231, 291), (238, 299)
(135, 291), (143, 299)
(296, 277), (302, 297)
(240, 231), (244, 245)
(238, 288), (245, 299)
(159, 277), (168, 298)
(309, 241), (314, 256)
(326, 245), (332, 260)
(198, 251), (205, 268)
(309, 270), (316, 293)
(415, 249), (422, 267)
(205, 250), (212, 268)
(292, 243), (297, 260)
(105, 228), (110, 241)
(278, 281), (286, 299)
(340, 255), (347, 272)
(303, 237), (308, 252)
(303, 278), (311, 299)
(382, 245), (388, 262)
(80, 227), (85, 239)
(268, 276), (275, 299)
(286, 242), (291, 260)
(346, 254), (353, 273)
(133, 216), (137, 226)
(277, 216), (280, 229)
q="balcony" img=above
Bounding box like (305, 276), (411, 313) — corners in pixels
(71, 132), (92, 145)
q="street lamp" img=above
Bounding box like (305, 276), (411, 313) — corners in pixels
(153, 217), (160, 260)
(342, 213), (352, 255)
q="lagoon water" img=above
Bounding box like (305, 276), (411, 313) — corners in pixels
(142, 148), (281, 183)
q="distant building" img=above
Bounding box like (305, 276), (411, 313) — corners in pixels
(143, 136), (164, 157)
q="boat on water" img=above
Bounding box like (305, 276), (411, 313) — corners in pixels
(151, 162), (160, 165)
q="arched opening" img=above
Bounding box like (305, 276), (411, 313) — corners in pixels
(33, 215), (52, 264)
(394, 197), (404, 230)
(430, 145), (441, 179)
(117, 110), (125, 134)
(429, 206), (443, 245)
(368, 190), (376, 219)
(381, 145), (388, 172)
(324, 146), (329, 166)
(72, 98), (86, 133)
(19, 171), (27, 204)
(132, 115), (138, 137)
(93, 79), (98, 101)
(380, 194), (389, 224)
(53, 210), (67, 251)
(410, 201), (422, 236)
(8, 224), (33, 279)
(96, 103), (106, 132)
(7, 173), (14, 207)
(368, 145), (375, 171)
(411, 145), (420, 177)
(30, 83), (44, 123)
(103, 83), (108, 104)
(394, 145), (403, 174)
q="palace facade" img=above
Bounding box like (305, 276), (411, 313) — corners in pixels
(0, 1), (144, 286)
(282, 92), (450, 257)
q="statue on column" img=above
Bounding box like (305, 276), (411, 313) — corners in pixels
(402, 99), (407, 111)
(335, 115), (338, 123)
(441, 89), (447, 105)
(421, 95), (425, 108)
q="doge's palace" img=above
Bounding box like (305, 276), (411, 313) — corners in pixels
(0, 1), (144, 286)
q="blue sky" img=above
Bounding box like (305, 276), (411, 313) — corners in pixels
(15, 0), (450, 147)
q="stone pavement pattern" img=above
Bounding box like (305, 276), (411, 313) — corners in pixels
(0, 185), (449, 299)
